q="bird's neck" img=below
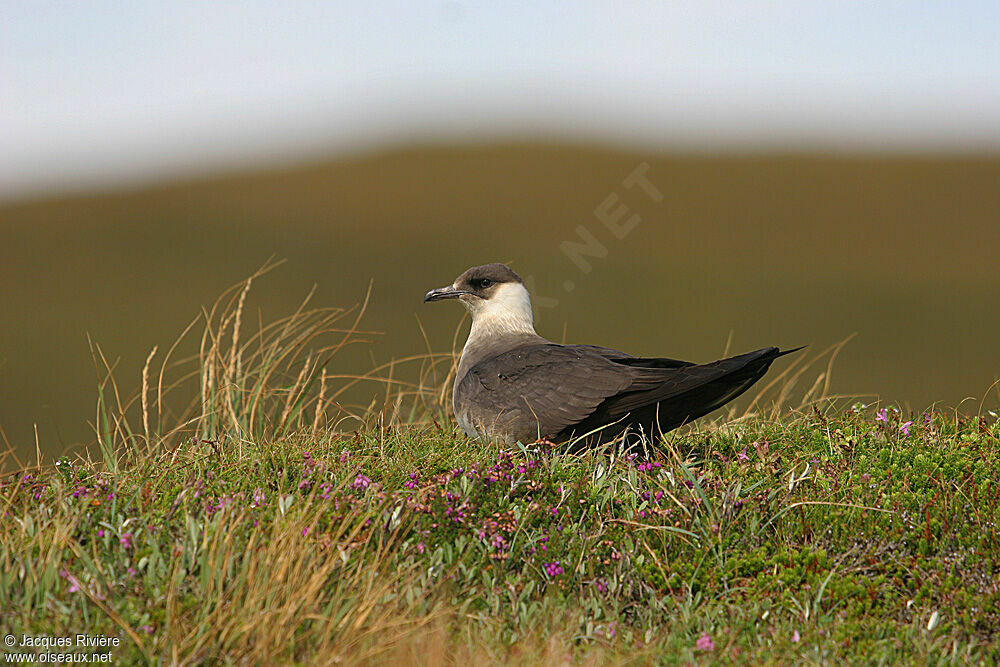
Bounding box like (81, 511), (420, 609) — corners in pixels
(458, 283), (543, 377)
(466, 282), (537, 340)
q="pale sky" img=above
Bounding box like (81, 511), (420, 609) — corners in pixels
(2, 1), (999, 198)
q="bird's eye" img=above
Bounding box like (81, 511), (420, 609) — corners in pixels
(477, 278), (492, 289)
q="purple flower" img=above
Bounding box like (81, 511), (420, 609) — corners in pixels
(416, 542), (425, 554)
(696, 633), (715, 652)
(351, 474), (371, 490)
(876, 408), (889, 423)
(595, 578), (608, 593)
(899, 421), (913, 436)
(120, 533), (132, 549)
(251, 488), (266, 508)
(737, 448), (749, 462)
(544, 561), (564, 577)
(97, 529), (105, 538)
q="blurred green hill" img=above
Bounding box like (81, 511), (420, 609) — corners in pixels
(2, 143), (999, 459)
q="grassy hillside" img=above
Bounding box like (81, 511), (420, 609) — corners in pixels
(2, 143), (1000, 459)
(3, 408), (998, 663)
(2, 283), (998, 665)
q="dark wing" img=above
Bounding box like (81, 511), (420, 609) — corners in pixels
(570, 346), (800, 438)
(456, 343), (802, 444)
(454, 343), (637, 440)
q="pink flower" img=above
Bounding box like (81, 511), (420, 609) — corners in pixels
(899, 421), (913, 436)
(544, 561), (564, 577)
(876, 408), (889, 423)
(120, 533), (132, 549)
(696, 633), (715, 652)
(792, 630), (801, 643)
(737, 448), (749, 462)
(60, 570), (81, 593)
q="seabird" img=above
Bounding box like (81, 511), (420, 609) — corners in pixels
(425, 263), (798, 446)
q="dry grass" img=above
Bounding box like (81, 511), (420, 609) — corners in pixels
(78, 260), (459, 471)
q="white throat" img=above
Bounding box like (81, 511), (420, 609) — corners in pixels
(464, 282), (537, 342)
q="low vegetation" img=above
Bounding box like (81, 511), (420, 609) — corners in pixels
(2, 275), (998, 665)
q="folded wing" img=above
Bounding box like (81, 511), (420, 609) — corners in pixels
(455, 343), (797, 443)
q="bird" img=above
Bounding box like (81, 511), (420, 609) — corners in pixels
(424, 263), (799, 447)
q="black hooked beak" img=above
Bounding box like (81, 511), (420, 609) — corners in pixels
(424, 286), (468, 303)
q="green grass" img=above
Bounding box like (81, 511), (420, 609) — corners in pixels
(4, 410), (999, 664)
(2, 278), (999, 665)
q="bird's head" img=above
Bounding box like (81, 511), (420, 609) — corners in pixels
(424, 263), (535, 335)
